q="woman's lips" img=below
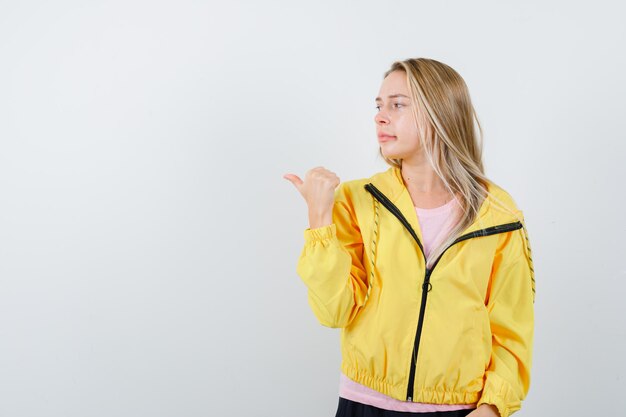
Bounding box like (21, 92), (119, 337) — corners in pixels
(378, 135), (396, 143)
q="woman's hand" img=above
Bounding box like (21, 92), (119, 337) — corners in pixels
(283, 167), (340, 229)
(466, 404), (500, 417)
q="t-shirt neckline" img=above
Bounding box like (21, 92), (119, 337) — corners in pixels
(414, 196), (458, 217)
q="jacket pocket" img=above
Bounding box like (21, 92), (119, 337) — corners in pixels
(474, 304), (491, 374)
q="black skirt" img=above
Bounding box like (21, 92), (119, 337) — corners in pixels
(335, 397), (477, 417)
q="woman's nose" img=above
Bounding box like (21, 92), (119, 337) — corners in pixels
(375, 113), (389, 125)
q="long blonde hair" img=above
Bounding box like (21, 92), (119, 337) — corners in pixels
(378, 58), (531, 271)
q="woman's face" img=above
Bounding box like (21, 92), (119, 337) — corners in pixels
(374, 70), (428, 160)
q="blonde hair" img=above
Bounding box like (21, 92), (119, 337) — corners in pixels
(377, 58), (532, 273)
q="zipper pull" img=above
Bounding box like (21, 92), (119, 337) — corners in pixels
(422, 269), (433, 292)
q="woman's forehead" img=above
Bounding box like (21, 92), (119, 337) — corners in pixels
(377, 71), (409, 99)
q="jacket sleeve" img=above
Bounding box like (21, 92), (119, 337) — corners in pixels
(295, 183), (370, 328)
(476, 213), (535, 417)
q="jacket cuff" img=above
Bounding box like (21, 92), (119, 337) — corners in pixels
(477, 373), (520, 417)
(303, 223), (336, 243)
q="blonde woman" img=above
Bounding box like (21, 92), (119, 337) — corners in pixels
(284, 58), (535, 417)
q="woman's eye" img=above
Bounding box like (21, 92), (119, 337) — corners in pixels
(375, 103), (404, 111)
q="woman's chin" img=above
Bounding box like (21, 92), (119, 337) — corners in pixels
(379, 142), (408, 159)
(380, 149), (404, 159)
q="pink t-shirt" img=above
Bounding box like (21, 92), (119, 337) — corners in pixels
(339, 196), (477, 412)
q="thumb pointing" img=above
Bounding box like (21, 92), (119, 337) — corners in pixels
(283, 174), (303, 187)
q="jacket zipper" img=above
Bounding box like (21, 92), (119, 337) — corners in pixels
(364, 183), (522, 401)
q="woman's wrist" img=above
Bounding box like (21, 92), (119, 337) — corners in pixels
(308, 209), (333, 229)
(477, 403), (500, 416)
(467, 403), (500, 417)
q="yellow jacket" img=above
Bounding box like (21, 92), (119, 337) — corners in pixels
(296, 166), (535, 417)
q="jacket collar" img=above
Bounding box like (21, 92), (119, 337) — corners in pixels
(365, 166), (519, 239)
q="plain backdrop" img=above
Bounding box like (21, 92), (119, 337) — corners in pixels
(1, 1), (625, 416)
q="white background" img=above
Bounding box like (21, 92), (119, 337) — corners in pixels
(1, 1), (624, 416)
